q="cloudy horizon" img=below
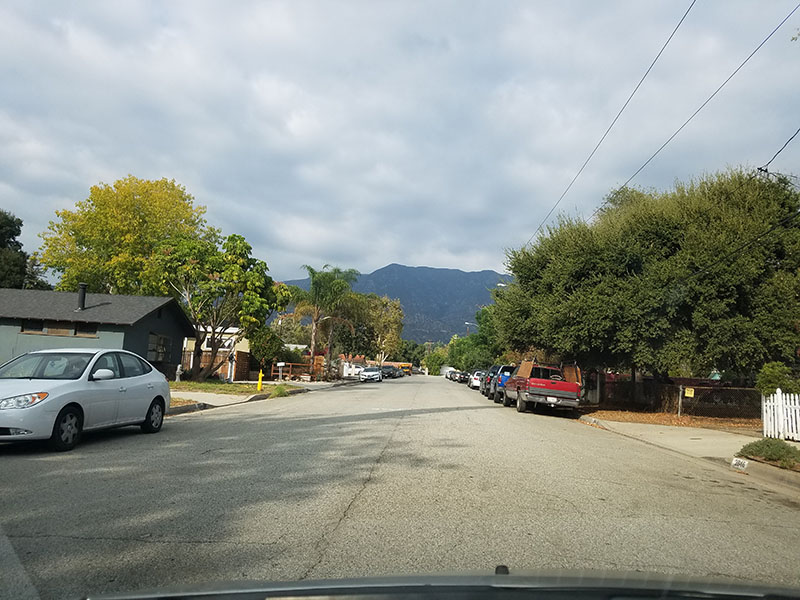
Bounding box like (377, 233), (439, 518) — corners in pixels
(2, 1), (799, 281)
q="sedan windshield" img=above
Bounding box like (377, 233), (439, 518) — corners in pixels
(0, 352), (94, 380)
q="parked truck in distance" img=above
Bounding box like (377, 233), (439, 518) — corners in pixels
(502, 360), (582, 414)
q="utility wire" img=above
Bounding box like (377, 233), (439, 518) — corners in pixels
(763, 125), (800, 169)
(588, 1), (800, 222)
(525, 0), (697, 246)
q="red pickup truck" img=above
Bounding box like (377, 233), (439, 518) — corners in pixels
(501, 361), (582, 413)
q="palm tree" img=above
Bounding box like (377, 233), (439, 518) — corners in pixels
(291, 265), (359, 379)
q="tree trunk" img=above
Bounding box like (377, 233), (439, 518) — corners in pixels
(309, 315), (318, 378)
(189, 331), (206, 381)
(325, 326), (335, 380)
(198, 337), (226, 382)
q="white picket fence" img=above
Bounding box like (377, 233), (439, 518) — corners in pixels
(762, 388), (800, 441)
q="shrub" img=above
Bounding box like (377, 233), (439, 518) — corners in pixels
(737, 437), (800, 470)
(755, 362), (800, 395)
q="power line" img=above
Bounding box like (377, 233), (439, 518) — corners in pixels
(525, 0), (697, 246)
(587, 1), (800, 222)
(684, 184), (799, 283)
(763, 126), (800, 169)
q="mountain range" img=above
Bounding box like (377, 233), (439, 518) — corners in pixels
(284, 263), (511, 343)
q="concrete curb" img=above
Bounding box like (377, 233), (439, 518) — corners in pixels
(167, 402), (209, 416)
(245, 388), (308, 402)
(578, 415), (800, 494)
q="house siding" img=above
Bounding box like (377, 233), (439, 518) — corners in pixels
(0, 318), (125, 364)
(120, 304), (190, 378)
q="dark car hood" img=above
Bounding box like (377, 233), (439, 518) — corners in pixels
(86, 570), (800, 600)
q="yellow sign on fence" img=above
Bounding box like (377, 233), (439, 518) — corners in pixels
(684, 387), (695, 398)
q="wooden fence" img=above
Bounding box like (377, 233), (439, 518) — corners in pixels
(762, 388), (800, 441)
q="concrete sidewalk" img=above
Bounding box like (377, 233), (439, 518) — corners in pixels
(579, 415), (800, 493)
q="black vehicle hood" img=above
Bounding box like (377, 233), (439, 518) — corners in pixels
(85, 570), (800, 600)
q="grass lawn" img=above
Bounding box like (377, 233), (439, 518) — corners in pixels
(169, 380), (298, 395)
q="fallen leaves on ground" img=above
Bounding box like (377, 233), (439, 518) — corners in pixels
(581, 408), (761, 433)
(169, 397), (196, 407)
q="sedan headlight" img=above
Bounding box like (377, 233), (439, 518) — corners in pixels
(0, 392), (49, 409)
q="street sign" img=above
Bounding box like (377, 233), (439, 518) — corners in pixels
(277, 362), (286, 367)
(684, 387), (695, 398)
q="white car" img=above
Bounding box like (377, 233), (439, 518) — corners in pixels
(359, 366), (383, 382)
(0, 348), (171, 451)
(469, 371), (485, 389)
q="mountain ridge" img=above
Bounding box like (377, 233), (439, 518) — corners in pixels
(284, 263), (511, 343)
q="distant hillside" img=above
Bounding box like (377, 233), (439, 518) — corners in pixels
(285, 263), (511, 343)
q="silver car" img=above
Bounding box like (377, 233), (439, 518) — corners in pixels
(0, 348), (171, 451)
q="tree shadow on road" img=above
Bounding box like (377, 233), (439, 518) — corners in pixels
(0, 403), (492, 599)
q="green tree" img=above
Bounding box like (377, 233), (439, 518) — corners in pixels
(154, 233), (291, 381)
(248, 326), (286, 369)
(39, 175), (208, 293)
(391, 339), (427, 366)
(422, 347), (448, 375)
(496, 169), (800, 378)
(366, 294), (404, 364)
(291, 266), (360, 376)
(270, 314), (312, 346)
(0, 210), (33, 289)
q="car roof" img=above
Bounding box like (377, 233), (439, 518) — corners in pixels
(28, 348), (102, 354)
(27, 348), (131, 354)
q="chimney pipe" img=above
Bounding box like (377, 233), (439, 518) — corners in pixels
(77, 283), (87, 311)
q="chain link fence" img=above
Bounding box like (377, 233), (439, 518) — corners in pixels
(601, 379), (761, 419)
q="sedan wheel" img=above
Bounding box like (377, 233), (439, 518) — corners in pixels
(141, 400), (164, 433)
(49, 407), (82, 451)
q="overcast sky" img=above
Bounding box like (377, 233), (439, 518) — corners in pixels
(2, 1), (799, 281)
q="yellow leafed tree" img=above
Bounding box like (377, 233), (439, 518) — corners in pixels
(39, 175), (209, 294)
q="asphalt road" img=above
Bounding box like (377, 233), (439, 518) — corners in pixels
(1, 376), (799, 599)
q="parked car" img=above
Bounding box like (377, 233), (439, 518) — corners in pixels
(481, 365), (501, 396)
(445, 369), (456, 380)
(469, 371), (484, 389)
(360, 366), (383, 382)
(488, 364), (516, 402)
(0, 348), (170, 451)
(381, 365), (401, 379)
(502, 360), (582, 413)
(457, 371), (470, 384)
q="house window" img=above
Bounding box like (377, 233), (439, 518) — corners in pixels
(147, 333), (171, 363)
(21, 319), (44, 333)
(74, 322), (98, 337)
(44, 321), (73, 336)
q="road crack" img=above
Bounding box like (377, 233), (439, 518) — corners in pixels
(299, 386), (419, 580)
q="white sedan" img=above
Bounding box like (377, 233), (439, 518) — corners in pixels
(0, 348), (171, 451)
(359, 366), (383, 382)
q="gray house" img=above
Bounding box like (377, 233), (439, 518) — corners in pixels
(0, 285), (195, 377)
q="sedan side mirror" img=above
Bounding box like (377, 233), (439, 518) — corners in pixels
(91, 368), (116, 381)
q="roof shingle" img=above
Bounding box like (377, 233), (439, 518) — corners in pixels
(0, 288), (184, 327)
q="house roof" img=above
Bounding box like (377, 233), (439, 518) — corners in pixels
(0, 288), (195, 334)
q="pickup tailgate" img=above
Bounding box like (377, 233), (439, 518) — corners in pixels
(526, 377), (580, 401)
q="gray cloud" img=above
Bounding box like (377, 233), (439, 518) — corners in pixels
(1, 0), (798, 281)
